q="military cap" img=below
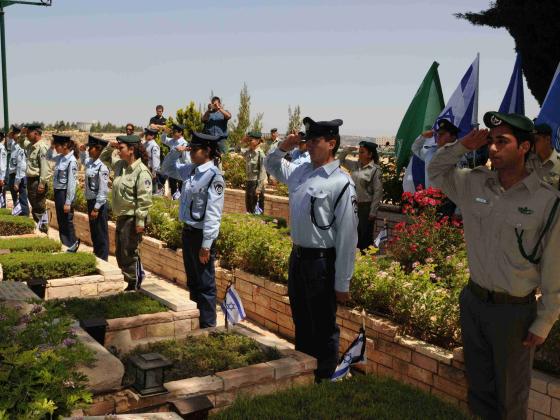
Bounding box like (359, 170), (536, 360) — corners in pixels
(359, 140), (378, 153)
(87, 134), (108, 148)
(248, 131), (262, 139)
(302, 117), (343, 139)
(171, 123), (185, 132)
(534, 123), (552, 136)
(24, 123), (42, 132)
(436, 118), (460, 135)
(190, 132), (221, 147)
(144, 127), (158, 136)
(52, 134), (72, 144)
(271, 128), (278, 133)
(116, 134), (141, 144)
(10, 124), (21, 134)
(483, 111), (534, 133)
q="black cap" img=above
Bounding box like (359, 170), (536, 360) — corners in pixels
(483, 111), (534, 133)
(534, 123), (552, 136)
(116, 134), (141, 144)
(24, 123), (42, 132)
(52, 134), (72, 145)
(190, 132), (221, 147)
(171, 123), (185, 132)
(436, 118), (460, 136)
(271, 128), (278, 133)
(144, 127), (158, 136)
(359, 141), (378, 153)
(10, 124), (21, 134)
(87, 134), (108, 148)
(302, 117), (343, 139)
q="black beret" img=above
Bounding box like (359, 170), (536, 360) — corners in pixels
(483, 111), (534, 133)
(190, 131), (221, 147)
(116, 134), (141, 144)
(144, 127), (158, 136)
(436, 118), (460, 135)
(10, 124), (21, 134)
(302, 117), (343, 139)
(24, 123), (42, 132)
(87, 134), (108, 148)
(359, 141), (378, 153)
(270, 128), (278, 133)
(534, 123), (552, 136)
(52, 134), (72, 144)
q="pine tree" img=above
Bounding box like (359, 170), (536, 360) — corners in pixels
(228, 83), (252, 149)
(287, 105), (302, 134)
(250, 113), (264, 133)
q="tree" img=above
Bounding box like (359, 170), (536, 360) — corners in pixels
(250, 113), (264, 133)
(167, 101), (204, 136)
(287, 105), (302, 134)
(456, 0), (560, 104)
(228, 83), (252, 149)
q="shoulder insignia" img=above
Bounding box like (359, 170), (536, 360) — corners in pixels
(351, 195), (358, 214)
(518, 207), (534, 215)
(213, 181), (224, 196)
(144, 178), (151, 188)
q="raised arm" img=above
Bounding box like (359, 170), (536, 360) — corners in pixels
(338, 147), (359, 172)
(99, 142), (120, 170)
(160, 146), (194, 181)
(264, 133), (301, 185)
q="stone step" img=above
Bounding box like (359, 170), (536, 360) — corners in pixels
(141, 278), (197, 312)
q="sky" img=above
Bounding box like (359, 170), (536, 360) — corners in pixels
(3, 0), (541, 136)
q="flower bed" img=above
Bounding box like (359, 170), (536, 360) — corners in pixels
(0, 237), (61, 253)
(0, 213), (35, 235)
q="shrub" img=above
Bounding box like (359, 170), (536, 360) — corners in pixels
(380, 155), (403, 205)
(0, 303), (94, 419)
(145, 196), (182, 249)
(124, 331), (280, 381)
(0, 237), (61, 253)
(45, 293), (168, 320)
(222, 153), (247, 189)
(0, 209), (12, 216)
(0, 252), (97, 282)
(0, 214), (35, 235)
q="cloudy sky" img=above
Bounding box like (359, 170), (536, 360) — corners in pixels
(5, 0), (540, 136)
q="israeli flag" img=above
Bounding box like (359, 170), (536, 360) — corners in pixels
(11, 202), (22, 216)
(135, 259), (145, 289)
(172, 190), (181, 200)
(374, 227), (388, 248)
(221, 284), (246, 325)
(254, 203), (263, 215)
(536, 62), (560, 151)
(435, 54), (479, 136)
(499, 53), (525, 115)
(0, 194), (5, 208)
(331, 327), (366, 381)
(36, 210), (48, 230)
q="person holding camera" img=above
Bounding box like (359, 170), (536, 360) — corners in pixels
(202, 96), (231, 154)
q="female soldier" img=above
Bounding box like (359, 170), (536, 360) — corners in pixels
(339, 141), (383, 251)
(161, 132), (225, 328)
(100, 134), (152, 291)
(80, 135), (110, 261)
(47, 134), (80, 251)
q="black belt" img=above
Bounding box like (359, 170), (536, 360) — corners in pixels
(467, 279), (535, 305)
(292, 245), (335, 259)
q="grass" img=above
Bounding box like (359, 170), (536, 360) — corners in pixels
(0, 237), (61, 253)
(44, 292), (168, 320)
(124, 331), (281, 381)
(212, 374), (468, 420)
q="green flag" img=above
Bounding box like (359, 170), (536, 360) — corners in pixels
(395, 61), (445, 172)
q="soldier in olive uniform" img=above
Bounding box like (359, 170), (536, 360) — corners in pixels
(242, 131), (267, 214)
(429, 112), (560, 420)
(339, 141), (383, 250)
(526, 123), (560, 188)
(24, 123), (51, 226)
(100, 135), (152, 291)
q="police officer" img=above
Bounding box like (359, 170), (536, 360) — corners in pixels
(80, 135), (110, 261)
(339, 141), (383, 250)
(161, 123), (189, 198)
(526, 122), (560, 188)
(161, 132), (225, 327)
(143, 127), (161, 194)
(47, 134), (80, 251)
(100, 134), (152, 291)
(0, 133), (7, 208)
(429, 112), (560, 419)
(242, 131), (267, 214)
(24, 123), (51, 227)
(5, 125), (28, 216)
(265, 117), (358, 381)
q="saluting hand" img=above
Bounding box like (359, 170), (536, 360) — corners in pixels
(460, 128), (490, 151)
(421, 129), (434, 138)
(176, 145), (188, 153)
(109, 140), (119, 148)
(280, 131), (301, 152)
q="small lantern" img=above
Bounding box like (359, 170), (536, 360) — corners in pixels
(128, 352), (172, 396)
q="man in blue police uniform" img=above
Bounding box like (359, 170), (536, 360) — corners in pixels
(265, 117), (358, 381)
(161, 123), (189, 197)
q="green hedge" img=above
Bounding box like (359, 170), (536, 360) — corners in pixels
(0, 252), (97, 282)
(0, 208), (12, 216)
(0, 237), (61, 253)
(145, 196), (182, 249)
(0, 214), (35, 235)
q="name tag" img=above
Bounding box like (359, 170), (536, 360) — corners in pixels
(475, 197), (489, 204)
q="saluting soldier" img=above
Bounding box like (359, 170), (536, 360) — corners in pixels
(5, 125), (28, 216)
(143, 127), (161, 194)
(161, 123), (190, 198)
(526, 122), (560, 188)
(242, 131), (267, 214)
(80, 135), (110, 261)
(265, 117), (358, 381)
(100, 134), (152, 291)
(429, 112), (560, 420)
(0, 132), (7, 208)
(339, 141), (383, 250)
(24, 123), (51, 227)
(47, 134), (80, 251)
(161, 132), (225, 328)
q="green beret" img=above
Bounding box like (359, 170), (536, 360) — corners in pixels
(534, 123), (552, 135)
(116, 134), (141, 144)
(483, 111), (534, 133)
(359, 141), (378, 153)
(248, 131), (262, 139)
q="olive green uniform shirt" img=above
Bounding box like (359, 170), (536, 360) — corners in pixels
(25, 139), (50, 184)
(100, 145), (152, 228)
(243, 148), (267, 186)
(526, 150), (560, 188)
(429, 140), (560, 339)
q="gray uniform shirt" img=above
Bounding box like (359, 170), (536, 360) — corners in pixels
(144, 140), (161, 176)
(47, 149), (78, 205)
(5, 139), (26, 183)
(80, 151), (109, 209)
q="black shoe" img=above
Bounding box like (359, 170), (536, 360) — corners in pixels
(66, 240), (80, 253)
(124, 284), (137, 292)
(39, 224), (49, 234)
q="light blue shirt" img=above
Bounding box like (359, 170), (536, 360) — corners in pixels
(161, 133), (190, 164)
(265, 147), (358, 292)
(5, 139), (26, 183)
(161, 149), (225, 248)
(144, 140), (161, 174)
(80, 151), (109, 209)
(47, 149), (78, 205)
(290, 149), (311, 166)
(411, 135), (438, 189)
(0, 143), (6, 180)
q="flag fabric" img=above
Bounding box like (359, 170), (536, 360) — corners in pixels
(172, 190), (181, 200)
(395, 61), (445, 173)
(536, 62), (560, 151)
(254, 203), (263, 215)
(331, 327), (366, 381)
(12, 202), (22, 216)
(374, 227), (388, 248)
(0, 194), (5, 208)
(499, 53), (525, 115)
(221, 284), (246, 325)
(135, 259), (145, 289)
(36, 210), (49, 230)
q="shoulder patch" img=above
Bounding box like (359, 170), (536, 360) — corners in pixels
(144, 178), (151, 188)
(351, 195), (358, 214)
(213, 181), (224, 196)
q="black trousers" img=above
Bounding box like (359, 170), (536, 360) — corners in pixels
(245, 180), (264, 214)
(54, 189), (76, 247)
(7, 174), (29, 216)
(460, 286), (536, 420)
(182, 225), (217, 328)
(115, 216), (143, 289)
(87, 199), (109, 261)
(288, 248), (339, 380)
(169, 178), (183, 196)
(27, 176), (47, 222)
(357, 202), (375, 251)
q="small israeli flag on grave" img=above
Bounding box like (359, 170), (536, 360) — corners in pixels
(331, 327), (366, 381)
(36, 210), (49, 231)
(172, 190), (181, 200)
(11, 202), (22, 216)
(221, 284), (246, 325)
(135, 259), (146, 289)
(254, 203), (263, 215)
(0, 194), (5, 208)
(374, 227), (388, 248)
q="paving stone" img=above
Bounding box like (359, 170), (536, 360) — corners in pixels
(141, 278), (197, 311)
(0, 281), (37, 302)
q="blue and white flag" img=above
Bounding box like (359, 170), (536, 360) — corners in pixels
(135, 259), (145, 289)
(11, 202), (22, 216)
(36, 210), (49, 231)
(0, 194), (5, 209)
(374, 227), (388, 248)
(499, 53), (525, 115)
(254, 203), (263, 215)
(331, 327), (366, 381)
(536, 62), (560, 151)
(221, 284), (246, 325)
(435, 54), (479, 136)
(172, 190), (181, 200)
